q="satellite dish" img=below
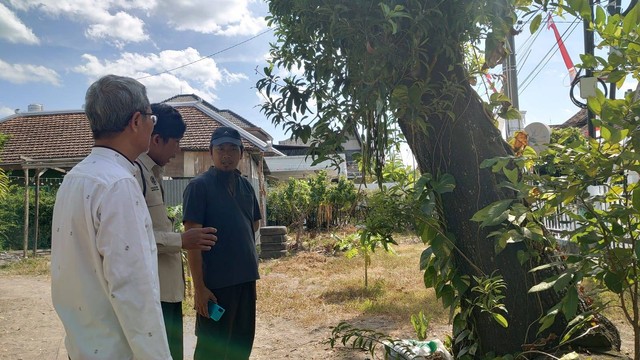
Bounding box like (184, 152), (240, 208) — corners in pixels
(524, 122), (551, 154)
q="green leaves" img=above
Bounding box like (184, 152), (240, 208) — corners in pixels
(632, 188), (640, 209)
(492, 313), (509, 328)
(622, 1), (639, 35)
(431, 173), (455, 194)
(566, 0), (593, 18)
(529, 13), (542, 33)
(604, 271), (624, 294)
(471, 199), (514, 227)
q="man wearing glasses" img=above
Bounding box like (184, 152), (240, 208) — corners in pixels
(135, 103), (217, 359)
(51, 75), (172, 359)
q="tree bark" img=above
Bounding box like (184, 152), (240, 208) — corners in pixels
(398, 52), (620, 355)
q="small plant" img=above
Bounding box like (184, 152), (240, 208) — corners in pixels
(166, 205), (184, 233)
(330, 232), (358, 255)
(332, 229), (395, 289)
(411, 310), (431, 341)
(327, 321), (396, 359)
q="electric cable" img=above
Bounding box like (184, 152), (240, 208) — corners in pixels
(519, 18), (580, 94)
(136, 28), (273, 80)
(517, 27), (544, 75)
(515, 8), (544, 54)
(517, 49), (533, 76)
(519, 17), (579, 90)
(569, 71), (609, 108)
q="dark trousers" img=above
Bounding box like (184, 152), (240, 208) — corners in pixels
(161, 301), (184, 360)
(194, 281), (256, 360)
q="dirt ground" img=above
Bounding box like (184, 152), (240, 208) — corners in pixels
(0, 274), (416, 360)
(0, 274), (635, 360)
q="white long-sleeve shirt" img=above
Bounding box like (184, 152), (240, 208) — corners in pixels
(51, 147), (171, 360)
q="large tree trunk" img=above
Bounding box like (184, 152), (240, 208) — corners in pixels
(398, 51), (620, 355)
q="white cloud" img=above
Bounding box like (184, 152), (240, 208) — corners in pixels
(6, 0), (149, 44)
(4, 0), (268, 46)
(156, 0), (267, 36)
(0, 59), (61, 85)
(0, 3), (39, 44)
(0, 106), (15, 118)
(221, 69), (248, 84)
(73, 48), (248, 102)
(85, 11), (148, 45)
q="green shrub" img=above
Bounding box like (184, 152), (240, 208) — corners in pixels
(362, 186), (415, 237)
(327, 177), (358, 226)
(167, 205), (184, 233)
(266, 173), (359, 229)
(0, 184), (57, 250)
(266, 177), (311, 227)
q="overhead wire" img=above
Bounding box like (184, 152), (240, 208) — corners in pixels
(479, 8), (542, 96)
(136, 28), (274, 80)
(518, 17), (580, 95)
(515, 8), (544, 55)
(515, 10), (546, 75)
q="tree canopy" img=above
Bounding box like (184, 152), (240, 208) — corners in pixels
(258, 0), (633, 357)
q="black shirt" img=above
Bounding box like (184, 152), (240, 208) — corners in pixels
(183, 167), (261, 289)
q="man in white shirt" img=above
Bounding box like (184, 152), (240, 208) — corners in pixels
(51, 74), (172, 360)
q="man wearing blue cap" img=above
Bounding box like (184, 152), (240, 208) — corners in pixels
(183, 126), (262, 360)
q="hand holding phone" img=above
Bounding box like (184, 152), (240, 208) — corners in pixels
(208, 301), (225, 321)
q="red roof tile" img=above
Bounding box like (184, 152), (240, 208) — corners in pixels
(174, 106), (255, 151)
(0, 106), (261, 167)
(0, 112), (92, 165)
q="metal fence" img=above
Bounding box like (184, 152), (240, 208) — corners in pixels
(541, 185), (609, 237)
(540, 185), (632, 249)
(163, 179), (191, 207)
(163, 177), (261, 208)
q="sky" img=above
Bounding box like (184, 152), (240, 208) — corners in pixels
(0, 0), (637, 145)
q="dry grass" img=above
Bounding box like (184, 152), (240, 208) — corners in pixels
(0, 255), (50, 276)
(184, 232), (449, 340)
(256, 232), (449, 337)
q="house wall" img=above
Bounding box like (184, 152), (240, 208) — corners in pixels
(183, 151), (211, 177)
(163, 150), (185, 178)
(176, 149), (267, 226)
(342, 138), (361, 151)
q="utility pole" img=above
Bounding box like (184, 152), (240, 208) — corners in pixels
(608, 0), (622, 101)
(503, 31), (520, 138)
(584, 0), (596, 138)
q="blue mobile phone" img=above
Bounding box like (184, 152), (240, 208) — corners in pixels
(208, 301), (225, 321)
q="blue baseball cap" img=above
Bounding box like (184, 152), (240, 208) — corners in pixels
(210, 126), (242, 146)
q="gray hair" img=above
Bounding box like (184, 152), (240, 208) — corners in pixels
(85, 74), (150, 139)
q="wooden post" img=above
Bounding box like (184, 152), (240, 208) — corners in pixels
(22, 169), (29, 258)
(33, 169), (41, 257)
(258, 151), (266, 227)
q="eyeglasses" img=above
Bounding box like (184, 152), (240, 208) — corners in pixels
(140, 112), (157, 126)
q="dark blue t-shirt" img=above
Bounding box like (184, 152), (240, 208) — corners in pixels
(182, 167), (261, 289)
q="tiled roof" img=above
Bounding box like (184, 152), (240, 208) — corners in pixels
(173, 106), (255, 151)
(0, 106), (268, 167)
(163, 94), (259, 129)
(218, 110), (259, 129)
(218, 110), (248, 128)
(0, 112), (92, 165)
(553, 109), (587, 129)
(163, 94), (219, 112)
